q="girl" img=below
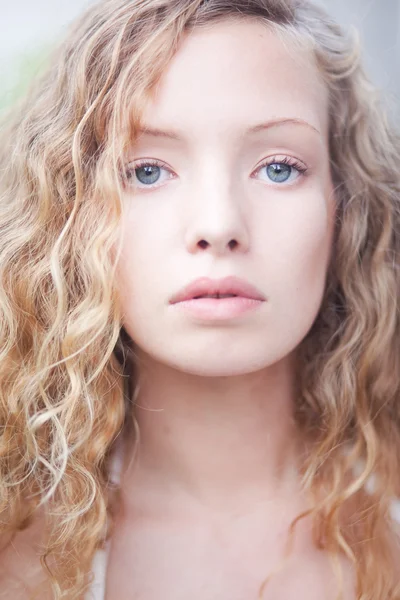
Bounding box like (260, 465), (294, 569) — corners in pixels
(0, 0), (399, 598)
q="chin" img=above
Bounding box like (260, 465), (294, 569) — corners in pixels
(154, 347), (292, 377)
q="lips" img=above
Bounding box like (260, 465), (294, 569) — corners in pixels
(169, 276), (266, 304)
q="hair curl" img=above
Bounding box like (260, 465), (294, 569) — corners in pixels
(0, 0), (399, 598)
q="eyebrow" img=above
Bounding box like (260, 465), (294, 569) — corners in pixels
(136, 117), (321, 140)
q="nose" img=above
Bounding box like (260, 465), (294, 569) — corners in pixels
(184, 171), (250, 256)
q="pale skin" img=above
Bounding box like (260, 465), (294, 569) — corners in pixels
(109, 17), (354, 600)
(0, 17), (356, 600)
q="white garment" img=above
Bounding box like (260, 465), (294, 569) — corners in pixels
(85, 438), (124, 600)
(84, 444), (400, 600)
(85, 542), (111, 600)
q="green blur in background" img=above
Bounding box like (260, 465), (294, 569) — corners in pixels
(0, 45), (52, 115)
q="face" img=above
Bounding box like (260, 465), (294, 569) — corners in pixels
(115, 19), (336, 377)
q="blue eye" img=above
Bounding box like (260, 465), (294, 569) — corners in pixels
(130, 163), (165, 185)
(125, 159), (172, 189)
(266, 163), (291, 183)
(256, 158), (308, 185)
(136, 165), (159, 185)
(125, 156), (308, 191)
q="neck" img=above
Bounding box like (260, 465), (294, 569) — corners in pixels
(121, 350), (306, 515)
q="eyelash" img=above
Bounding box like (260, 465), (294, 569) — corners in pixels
(125, 155), (309, 190)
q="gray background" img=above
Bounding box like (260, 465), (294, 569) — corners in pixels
(0, 0), (399, 111)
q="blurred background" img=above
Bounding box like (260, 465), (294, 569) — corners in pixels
(0, 0), (399, 116)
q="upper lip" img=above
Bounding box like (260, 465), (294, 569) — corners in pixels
(169, 276), (266, 304)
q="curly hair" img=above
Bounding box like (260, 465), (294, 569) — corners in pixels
(0, 0), (399, 598)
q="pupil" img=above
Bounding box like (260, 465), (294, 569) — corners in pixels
(136, 165), (160, 185)
(267, 163), (291, 183)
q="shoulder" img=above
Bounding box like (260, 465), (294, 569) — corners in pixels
(0, 509), (52, 599)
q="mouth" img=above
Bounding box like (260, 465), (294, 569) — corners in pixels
(192, 293), (238, 299)
(170, 276), (266, 305)
(169, 289), (264, 321)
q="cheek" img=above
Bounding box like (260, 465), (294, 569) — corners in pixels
(115, 208), (173, 330)
(115, 240), (155, 314)
(264, 191), (335, 316)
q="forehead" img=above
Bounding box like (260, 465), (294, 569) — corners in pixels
(137, 18), (329, 146)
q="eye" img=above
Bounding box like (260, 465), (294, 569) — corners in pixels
(124, 155), (309, 192)
(124, 159), (174, 190)
(253, 156), (308, 185)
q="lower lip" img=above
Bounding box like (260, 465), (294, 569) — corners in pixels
(170, 297), (264, 320)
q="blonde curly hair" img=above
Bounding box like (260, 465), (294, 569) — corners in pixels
(0, 0), (399, 598)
